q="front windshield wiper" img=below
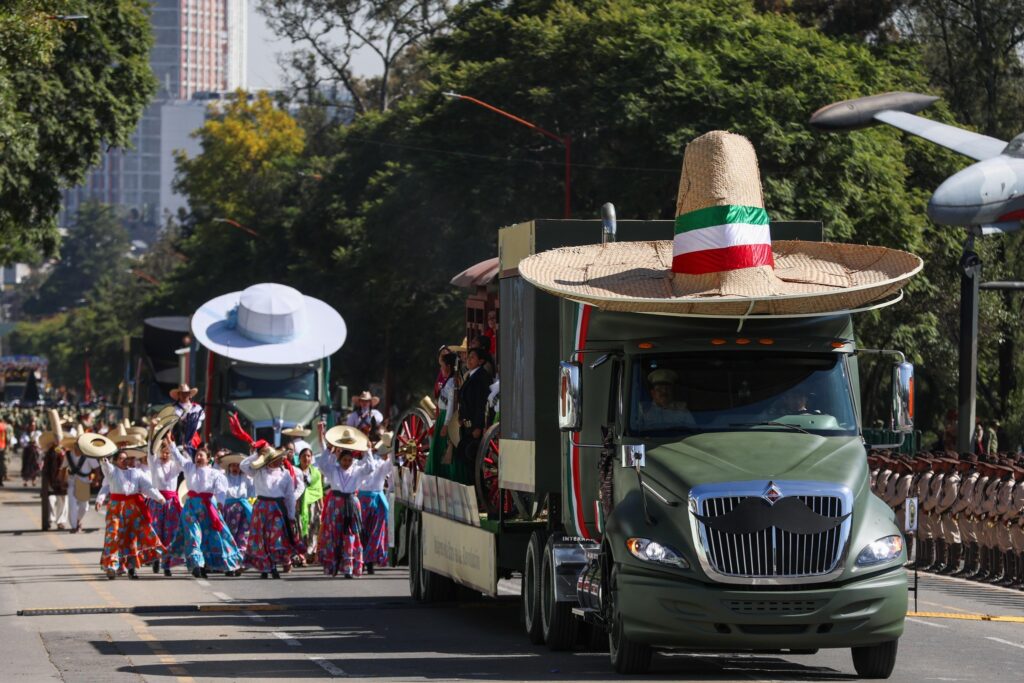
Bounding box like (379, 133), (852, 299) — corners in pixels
(729, 421), (813, 435)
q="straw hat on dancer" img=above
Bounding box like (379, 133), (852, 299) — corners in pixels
(519, 130), (922, 318)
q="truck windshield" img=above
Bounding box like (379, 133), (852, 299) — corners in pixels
(629, 353), (857, 437)
(228, 366), (317, 401)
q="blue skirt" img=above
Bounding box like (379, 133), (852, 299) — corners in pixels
(167, 496), (243, 571)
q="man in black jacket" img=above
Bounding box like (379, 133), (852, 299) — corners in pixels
(457, 347), (493, 485)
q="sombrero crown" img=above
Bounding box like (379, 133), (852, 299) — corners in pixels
(518, 131), (922, 317)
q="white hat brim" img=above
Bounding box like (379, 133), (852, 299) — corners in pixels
(191, 289), (347, 365)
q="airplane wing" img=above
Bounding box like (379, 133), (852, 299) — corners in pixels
(873, 111), (1006, 161)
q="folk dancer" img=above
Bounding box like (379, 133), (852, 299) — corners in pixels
(92, 434), (166, 580)
(40, 431), (69, 530)
(218, 451), (254, 560)
(295, 441), (323, 566)
(166, 439), (244, 577)
(148, 435), (185, 575)
(241, 445), (301, 579)
(359, 437), (394, 574)
(317, 425), (380, 578)
(66, 439), (95, 534)
(170, 383), (205, 456)
(346, 391), (383, 436)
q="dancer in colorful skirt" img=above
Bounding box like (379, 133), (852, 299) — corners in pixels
(90, 434), (166, 580)
(295, 441), (323, 566)
(218, 450), (253, 560)
(149, 435), (184, 575)
(359, 441), (394, 574)
(317, 424), (384, 578)
(241, 445), (300, 579)
(165, 439), (243, 578)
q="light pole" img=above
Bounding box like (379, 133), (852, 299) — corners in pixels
(443, 91), (571, 218)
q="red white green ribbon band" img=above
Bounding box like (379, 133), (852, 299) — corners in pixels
(672, 204), (774, 275)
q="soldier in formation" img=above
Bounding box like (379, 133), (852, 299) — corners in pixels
(869, 449), (1024, 588)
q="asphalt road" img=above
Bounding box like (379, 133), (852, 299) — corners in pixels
(2, 483), (1024, 682)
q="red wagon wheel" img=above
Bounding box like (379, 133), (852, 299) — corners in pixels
(475, 423), (507, 518)
(394, 407), (433, 473)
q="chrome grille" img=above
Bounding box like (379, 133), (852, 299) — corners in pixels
(689, 481), (852, 585)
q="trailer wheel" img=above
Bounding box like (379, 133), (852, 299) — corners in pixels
(607, 567), (652, 674)
(394, 407), (433, 473)
(851, 640), (898, 679)
(407, 512), (422, 601)
(540, 537), (579, 650)
(522, 531), (546, 644)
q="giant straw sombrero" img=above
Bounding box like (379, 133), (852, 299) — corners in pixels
(519, 131), (922, 317)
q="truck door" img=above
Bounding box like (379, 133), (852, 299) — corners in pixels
(577, 355), (621, 540)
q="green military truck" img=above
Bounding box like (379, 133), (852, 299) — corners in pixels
(401, 216), (914, 678)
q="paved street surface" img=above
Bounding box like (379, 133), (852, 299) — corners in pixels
(2, 483), (1023, 682)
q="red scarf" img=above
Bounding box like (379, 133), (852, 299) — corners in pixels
(110, 493), (152, 525)
(188, 491), (225, 531)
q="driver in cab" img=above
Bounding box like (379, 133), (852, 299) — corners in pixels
(635, 369), (695, 430)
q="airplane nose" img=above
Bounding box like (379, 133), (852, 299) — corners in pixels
(928, 159), (1019, 225)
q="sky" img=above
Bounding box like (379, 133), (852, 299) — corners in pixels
(246, 5), (380, 90)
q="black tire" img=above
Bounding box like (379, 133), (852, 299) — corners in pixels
(580, 622), (608, 652)
(407, 513), (423, 601)
(522, 530), (546, 644)
(541, 537), (579, 650)
(851, 640), (898, 679)
(607, 567), (652, 674)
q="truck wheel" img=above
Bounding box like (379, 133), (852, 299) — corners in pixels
(607, 567), (652, 674)
(407, 513), (423, 601)
(851, 640), (898, 679)
(541, 537), (579, 650)
(522, 530), (546, 644)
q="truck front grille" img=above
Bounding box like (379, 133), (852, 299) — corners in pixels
(689, 482), (853, 584)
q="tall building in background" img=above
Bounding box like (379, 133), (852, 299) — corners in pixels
(61, 0), (248, 235)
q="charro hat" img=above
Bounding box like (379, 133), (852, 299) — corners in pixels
(282, 423), (311, 438)
(519, 131), (922, 318)
(191, 282), (346, 365)
(148, 414), (179, 458)
(354, 391), (380, 407)
(77, 433), (118, 459)
(325, 425), (370, 452)
(249, 445), (285, 470)
(216, 451), (246, 467)
(38, 431), (60, 451)
(169, 383), (198, 402)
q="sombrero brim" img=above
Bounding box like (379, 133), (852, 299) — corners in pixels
(149, 415), (179, 458)
(191, 289), (346, 365)
(170, 388), (198, 401)
(217, 453), (245, 467)
(78, 433), (118, 459)
(282, 428), (311, 438)
(250, 449), (285, 470)
(324, 425), (370, 452)
(519, 240), (923, 317)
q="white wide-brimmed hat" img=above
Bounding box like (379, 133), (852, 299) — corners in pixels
(191, 283), (347, 365)
(77, 433), (118, 459)
(325, 425), (370, 452)
(519, 131), (922, 318)
(169, 383), (198, 402)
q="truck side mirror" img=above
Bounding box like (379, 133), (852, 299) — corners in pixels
(558, 361), (582, 432)
(891, 361), (914, 433)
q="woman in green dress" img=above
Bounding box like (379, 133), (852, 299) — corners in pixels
(426, 349), (460, 478)
(295, 445), (323, 565)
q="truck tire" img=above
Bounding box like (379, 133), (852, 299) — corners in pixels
(407, 512), (423, 601)
(607, 567), (652, 674)
(522, 530), (546, 644)
(851, 640), (898, 679)
(541, 537), (579, 650)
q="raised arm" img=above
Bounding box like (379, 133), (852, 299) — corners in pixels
(240, 453), (258, 477)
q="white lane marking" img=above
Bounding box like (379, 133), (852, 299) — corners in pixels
(308, 656), (347, 677)
(211, 591), (232, 601)
(196, 578), (211, 587)
(273, 630), (301, 647)
(986, 637), (1024, 650)
(906, 617), (949, 629)
(243, 610), (265, 622)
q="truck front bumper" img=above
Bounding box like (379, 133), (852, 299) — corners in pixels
(617, 566), (906, 650)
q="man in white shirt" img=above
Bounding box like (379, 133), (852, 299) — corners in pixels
(346, 391), (384, 435)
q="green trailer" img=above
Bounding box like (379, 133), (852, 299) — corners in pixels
(400, 217), (912, 678)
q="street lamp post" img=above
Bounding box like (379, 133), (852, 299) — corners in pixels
(443, 91), (571, 219)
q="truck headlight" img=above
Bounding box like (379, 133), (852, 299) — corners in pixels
(626, 538), (689, 569)
(855, 535), (904, 566)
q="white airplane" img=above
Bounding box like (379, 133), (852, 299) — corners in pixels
(810, 92), (1024, 234)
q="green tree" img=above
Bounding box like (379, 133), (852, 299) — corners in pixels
(23, 202), (131, 316)
(0, 1), (155, 261)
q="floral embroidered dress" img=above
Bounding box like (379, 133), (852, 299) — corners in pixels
(317, 452), (377, 577)
(149, 453), (184, 568)
(241, 454), (299, 573)
(98, 460), (166, 572)
(358, 450), (394, 568)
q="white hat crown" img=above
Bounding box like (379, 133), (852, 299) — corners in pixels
(231, 283), (307, 344)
